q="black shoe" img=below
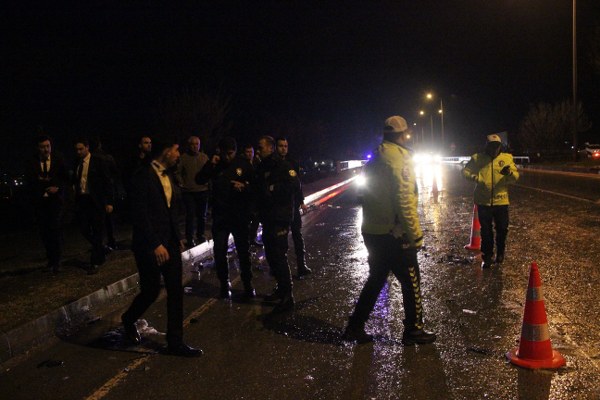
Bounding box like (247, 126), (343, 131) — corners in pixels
(402, 329), (436, 346)
(50, 264), (60, 275)
(297, 266), (312, 278)
(243, 282), (256, 298)
(103, 245), (114, 255)
(219, 282), (232, 299)
(481, 258), (493, 269)
(272, 293), (294, 314)
(167, 343), (203, 357)
(264, 286), (283, 302)
(87, 265), (99, 275)
(121, 315), (141, 345)
(342, 325), (373, 344)
(495, 254), (504, 264)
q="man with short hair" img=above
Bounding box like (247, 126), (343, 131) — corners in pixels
(343, 116), (436, 346)
(196, 137), (255, 299)
(177, 135), (209, 247)
(25, 135), (68, 274)
(462, 134), (519, 268)
(276, 137), (311, 277)
(73, 139), (114, 275)
(122, 138), (202, 357)
(255, 135), (300, 313)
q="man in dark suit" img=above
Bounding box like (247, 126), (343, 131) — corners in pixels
(121, 138), (202, 357)
(25, 135), (69, 274)
(73, 138), (114, 275)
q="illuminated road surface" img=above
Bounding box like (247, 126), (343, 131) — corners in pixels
(1, 164), (599, 400)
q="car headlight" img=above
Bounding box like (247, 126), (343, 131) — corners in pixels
(356, 175), (367, 187)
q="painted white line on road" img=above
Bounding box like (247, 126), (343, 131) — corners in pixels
(523, 168), (600, 180)
(514, 184), (599, 205)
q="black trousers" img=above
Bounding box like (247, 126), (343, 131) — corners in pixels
(182, 191), (209, 242)
(35, 199), (62, 267)
(262, 222), (293, 293)
(75, 195), (105, 266)
(291, 207), (307, 271)
(122, 241), (184, 346)
(212, 216), (252, 285)
(349, 233), (424, 331)
(477, 204), (509, 262)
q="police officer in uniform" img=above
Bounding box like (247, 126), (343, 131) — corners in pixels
(343, 116), (436, 345)
(275, 137), (312, 277)
(196, 137), (255, 299)
(255, 135), (300, 313)
(462, 134), (519, 268)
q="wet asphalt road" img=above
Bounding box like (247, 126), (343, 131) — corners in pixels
(1, 164), (600, 400)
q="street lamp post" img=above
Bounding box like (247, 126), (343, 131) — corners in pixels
(572, 0), (578, 160)
(426, 92), (444, 150)
(439, 98), (444, 149)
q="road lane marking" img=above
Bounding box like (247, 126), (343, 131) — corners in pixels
(85, 276), (241, 400)
(522, 168), (600, 180)
(514, 184), (598, 204)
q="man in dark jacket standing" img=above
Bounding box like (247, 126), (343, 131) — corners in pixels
(196, 137), (255, 299)
(73, 139), (114, 275)
(25, 135), (69, 274)
(255, 135), (300, 313)
(121, 138), (202, 357)
(276, 137), (312, 278)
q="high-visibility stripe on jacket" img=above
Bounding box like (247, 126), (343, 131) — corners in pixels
(361, 141), (423, 246)
(462, 152), (519, 206)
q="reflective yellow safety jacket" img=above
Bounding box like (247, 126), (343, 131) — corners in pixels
(462, 152), (519, 206)
(361, 141), (423, 247)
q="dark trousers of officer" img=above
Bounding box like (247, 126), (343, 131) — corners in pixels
(262, 222), (293, 293)
(212, 216), (252, 285)
(105, 211), (117, 248)
(182, 191), (209, 243)
(35, 200), (62, 267)
(291, 207), (307, 271)
(477, 204), (509, 262)
(122, 240), (184, 346)
(248, 212), (260, 242)
(75, 195), (106, 266)
(348, 233), (424, 331)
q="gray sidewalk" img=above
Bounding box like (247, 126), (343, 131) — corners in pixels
(0, 171), (358, 364)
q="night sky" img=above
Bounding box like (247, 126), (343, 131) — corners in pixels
(2, 1), (600, 172)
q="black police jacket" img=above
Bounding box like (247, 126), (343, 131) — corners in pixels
(255, 154), (301, 224)
(196, 155), (255, 222)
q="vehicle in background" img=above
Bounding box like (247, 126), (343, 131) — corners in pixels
(578, 143), (600, 159)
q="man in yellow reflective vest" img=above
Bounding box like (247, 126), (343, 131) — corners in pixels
(342, 116), (436, 346)
(462, 134), (520, 268)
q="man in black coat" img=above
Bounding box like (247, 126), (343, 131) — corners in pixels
(255, 135), (301, 313)
(25, 135), (69, 274)
(196, 137), (255, 299)
(73, 138), (114, 275)
(121, 138), (202, 357)
(276, 137), (312, 278)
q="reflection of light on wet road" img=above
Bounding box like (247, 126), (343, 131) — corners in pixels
(351, 207), (369, 276)
(416, 163), (445, 233)
(415, 162), (444, 197)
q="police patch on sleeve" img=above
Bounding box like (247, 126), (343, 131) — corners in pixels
(289, 169), (297, 177)
(236, 168), (243, 176)
(498, 160), (505, 167)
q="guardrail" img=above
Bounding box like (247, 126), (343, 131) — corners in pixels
(441, 156), (530, 165)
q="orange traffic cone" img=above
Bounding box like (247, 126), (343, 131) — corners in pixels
(506, 262), (566, 369)
(464, 204), (481, 250)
